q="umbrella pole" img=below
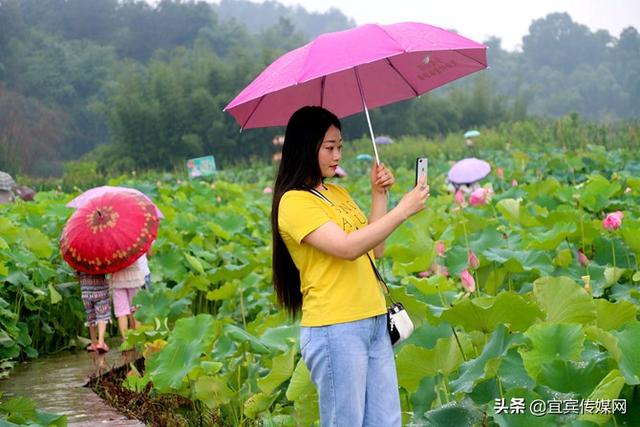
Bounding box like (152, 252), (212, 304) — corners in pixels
(354, 67), (380, 165)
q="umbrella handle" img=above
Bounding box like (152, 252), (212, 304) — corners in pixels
(355, 67), (380, 166)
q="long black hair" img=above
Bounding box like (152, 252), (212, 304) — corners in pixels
(271, 106), (341, 318)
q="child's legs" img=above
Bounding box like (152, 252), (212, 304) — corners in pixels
(88, 325), (97, 344)
(126, 287), (141, 330)
(113, 287), (140, 338)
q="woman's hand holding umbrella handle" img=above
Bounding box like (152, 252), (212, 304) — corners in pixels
(395, 175), (429, 219)
(370, 162), (395, 194)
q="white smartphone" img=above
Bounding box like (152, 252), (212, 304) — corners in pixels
(415, 157), (428, 186)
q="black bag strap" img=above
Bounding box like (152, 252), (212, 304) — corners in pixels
(306, 187), (394, 302)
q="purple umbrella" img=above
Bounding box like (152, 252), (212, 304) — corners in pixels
(448, 158), (491, 185)
(375, 136), (394, 145)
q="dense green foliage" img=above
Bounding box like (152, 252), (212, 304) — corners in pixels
(0, 0), (638, 177)
(2, 123), (640, 425)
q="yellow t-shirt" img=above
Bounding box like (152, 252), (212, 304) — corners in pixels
(278, 183), (386, 327)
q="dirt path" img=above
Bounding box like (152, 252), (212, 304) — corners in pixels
(0, 349), (144, 426)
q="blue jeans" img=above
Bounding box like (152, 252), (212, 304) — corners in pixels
(300, 314), (401, 427)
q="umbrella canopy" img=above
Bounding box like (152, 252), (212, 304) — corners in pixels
(0, 171), (16, 192)
(356, 153), (374, 162)
(60, 192), (159, 274)
(67, 185), (163, 219)
(448, 158), (491, 185)
(225, 22), (487, 163)
(464, 130), (481, 138)
(375, 136), (394, 145)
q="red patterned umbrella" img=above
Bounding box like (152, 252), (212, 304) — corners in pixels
(60, 191), (159, 274)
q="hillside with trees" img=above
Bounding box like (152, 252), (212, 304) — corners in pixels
(0, 0), (638, 177)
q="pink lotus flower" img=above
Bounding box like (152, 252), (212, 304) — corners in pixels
(468, 251), (480, 269)
(418, 270), (430, 278)
(454, 190), (465, 206)
(577, 249), (589, 267)
(511, 179), (518, 187)
(602, 211), (624, 231)
(496, 167), (504, 178)
(460, 269), (476, 293)
(437, 241), (445, 257)
(263, 186), (273, 194)
(469, 188), (491, 206)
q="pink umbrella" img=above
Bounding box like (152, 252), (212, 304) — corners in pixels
(225, 22), (487, 163)
(66, 185), (164, 219)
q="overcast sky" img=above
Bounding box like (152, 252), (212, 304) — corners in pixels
(260, 0), (640, 51)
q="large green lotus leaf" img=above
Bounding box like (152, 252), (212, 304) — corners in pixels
(224, 324), (271, 355)
(134, 286), (191, 324)
(519, 323), (584, 380)
(0, 217), (19, 244)
(578, 370), (625, 425)
(604, 267), (627, 287)
(440, 292), (542, 333)
(533, 276), (596, 324)
(184, 253), (205, 274)
(396, 335), (472, 394)
(0, 396), (36, 424)
(497, 348), (536, 390)
(33, 410), (67, 427)
(404, 275), (457, 296)
(537, 356), (610, 397)
(420, 403), (483, 426)
(209, 262), (255, 282)
(18, 228), (52, 259)
(247, 311), (288, 338)
(579, 175), (621, 212)
(478, 266), (507, 295)
(387, 224), (436, 275)
(483, 248), (554, 275)
(257, 346), (297, 394)
(409, 376), (438, 419)
(450, 325), (513, 394)
(594, 299), (637, 331)
(527, 222), (577, 250)
(258, 325), (298, 353)
(585, 326), (622, 360)
(496, 198), (521, 224)
(612, 321), (640, 385)
(492, 387), (559, 427)
(387, 285), (430, 325)
(147, 314), (217, 392)
(154, 249), (188, 281)
(206, 281), (237, 300)
(244, 392), (277, 419)
(285, 359), (314, 402)
(194, 374), (235, 409)
(621, 222), (640, 255)
(0, 236), (8, 250)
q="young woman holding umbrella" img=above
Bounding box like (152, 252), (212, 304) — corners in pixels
(271, 106), (429, 425)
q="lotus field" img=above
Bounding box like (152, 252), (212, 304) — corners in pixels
(1, 137), (640, 426)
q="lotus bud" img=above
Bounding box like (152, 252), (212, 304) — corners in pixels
(497, 167), (504, 179)
(625, 187), (632, 194)
(263, 186), (273, 194)
(461, 269), (476, 293)
(578, 249), (589, 267)
(511, 179), (518, 187)
(455, 190), (465, 206)
(418, 270), (430, 278)
(468, 250), (480, 269)
(437, 241), (445, 257)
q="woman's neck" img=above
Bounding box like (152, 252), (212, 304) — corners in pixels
(314, 182), (328, 191)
